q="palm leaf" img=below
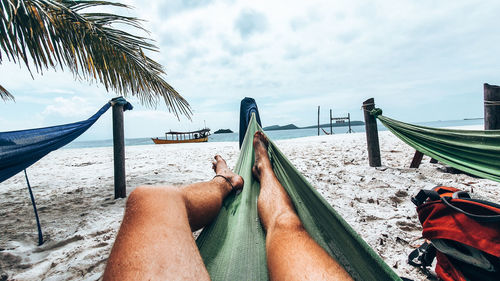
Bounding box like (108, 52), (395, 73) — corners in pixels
(0, 0), (191, 117)
(0, 84), (14, 101)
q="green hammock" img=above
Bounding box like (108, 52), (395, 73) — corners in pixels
(196, 113), (401, 281)
(372, 110), (500, 183)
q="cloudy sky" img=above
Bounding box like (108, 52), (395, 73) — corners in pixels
(1, 0), (499, 140)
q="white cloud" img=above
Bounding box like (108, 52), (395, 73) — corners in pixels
(42, 97), (96, 118)
(2, 0), (499, 139)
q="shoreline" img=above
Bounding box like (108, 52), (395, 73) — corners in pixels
(0, 127), (497, 280)
(64, 120), (484, 150)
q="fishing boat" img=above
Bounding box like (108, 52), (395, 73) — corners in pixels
(152, 128), (211, 144)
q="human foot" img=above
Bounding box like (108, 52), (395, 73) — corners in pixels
(252, 131), (272, 180)
(212, 155), (244, 191)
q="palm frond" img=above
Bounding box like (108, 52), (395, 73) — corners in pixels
(0, 0), (191, 118)
(0, 83), (15, 101)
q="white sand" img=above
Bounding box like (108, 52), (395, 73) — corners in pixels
(1, 129), (498, 280)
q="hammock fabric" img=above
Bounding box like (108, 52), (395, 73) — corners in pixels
(372, 109), (500, 183)
(0, 97), (132, 183)
(196, 99), (400, 281)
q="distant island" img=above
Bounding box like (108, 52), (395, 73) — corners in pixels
(214, 129), (234, 134)
(263, 121), (364, 131)
(263, 124), (299, 131)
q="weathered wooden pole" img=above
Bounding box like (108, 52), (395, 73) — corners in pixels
(363, 98), (381, 167)
(330, 109), (333, 134)
(410, 151), (424, 168)
(484, 83), (500, 130)
(112, 101), (126, 199)
(317, 106), (320, 136)
(348, 113), (352, 133)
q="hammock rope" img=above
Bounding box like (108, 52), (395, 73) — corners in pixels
(484, 100), (500, 106)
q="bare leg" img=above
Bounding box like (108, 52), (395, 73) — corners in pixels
(253, 132), (353, 281)
(103, 155), (243, 281)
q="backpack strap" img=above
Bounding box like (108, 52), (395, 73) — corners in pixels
(409, 241), (437, 267)
(413, 187), (500, 222)
(440, 196), (500, 223)
(411, 189), (440, 206)
(408, 241), (439, 279)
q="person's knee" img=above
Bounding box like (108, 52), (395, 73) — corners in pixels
(272, 211), (303, 232)
(127, 186), (182, 209)
(128, 185), (155, 205)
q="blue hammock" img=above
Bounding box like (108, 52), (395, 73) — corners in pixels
(0, 98), (131, 183)
(0, 97), (132, 245)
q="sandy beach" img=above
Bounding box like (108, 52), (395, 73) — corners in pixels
(0, 128), (498, 281)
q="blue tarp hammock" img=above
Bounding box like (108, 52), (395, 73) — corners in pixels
(370, 109), (500, 183)
(195, 98), (401, 281)
(0, 97), (132, 244)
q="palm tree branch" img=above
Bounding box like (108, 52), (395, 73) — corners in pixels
(0, 0), (191, 117)
(0, 83), (14, 101)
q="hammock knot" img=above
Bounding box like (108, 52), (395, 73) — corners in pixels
(110, 97), (133, 111)
(370, 108), (383, 117)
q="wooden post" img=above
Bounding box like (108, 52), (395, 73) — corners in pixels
(484, 83), (500, 130)
(112, 102), (126, 199)
(363, 98), (381, 167)
(348, 113), (352, 133)
(317, 106), (320, 136)
(410, 151), (424, 168)
(330, 109), (333, 134)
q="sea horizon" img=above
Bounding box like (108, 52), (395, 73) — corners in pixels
(64, 118), (485, 150)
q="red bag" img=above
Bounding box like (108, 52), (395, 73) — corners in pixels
(409, 186), (500, 281)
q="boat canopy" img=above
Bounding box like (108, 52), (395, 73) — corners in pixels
(166, 128), (210, 135)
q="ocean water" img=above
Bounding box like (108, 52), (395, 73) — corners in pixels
(64, 119), (484, 149)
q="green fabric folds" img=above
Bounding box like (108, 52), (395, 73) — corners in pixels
(376, 114), (500, 182)
(196, 114), (401, 281)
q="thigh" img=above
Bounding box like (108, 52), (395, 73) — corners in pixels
(103, 186), (210, 281)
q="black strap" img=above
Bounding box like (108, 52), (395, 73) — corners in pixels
(25, 169), (44, 246)
(413, 188), (500, 222)
(213, 174), (234, 190)
(408, 241), (436, 267)
(408, 241), (439, 280)
(441, 196), (500, 223)
(411, 189), (440, 206)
